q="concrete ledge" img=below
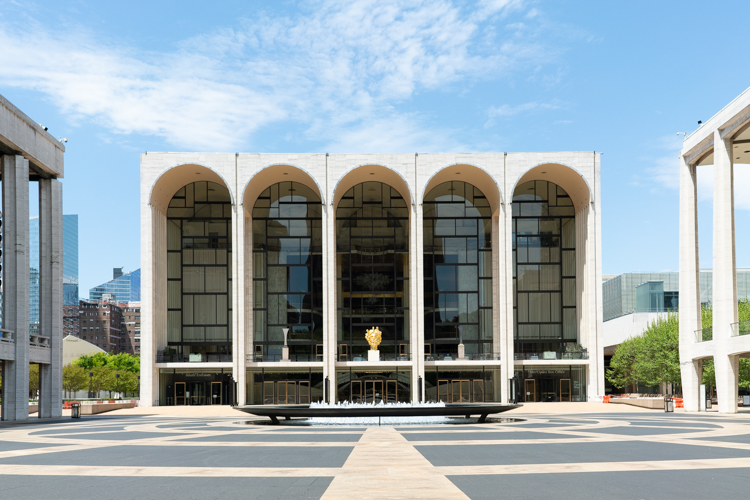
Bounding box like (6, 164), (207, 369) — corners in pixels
(609, 398), (664, 410)
(80, 402), (137, 415)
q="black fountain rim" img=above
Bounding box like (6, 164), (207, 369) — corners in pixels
(234, 402), (521, 424)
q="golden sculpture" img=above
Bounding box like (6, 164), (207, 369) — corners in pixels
(365, 326), (382, 351)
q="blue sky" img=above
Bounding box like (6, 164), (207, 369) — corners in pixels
(1, 0), (748, 294)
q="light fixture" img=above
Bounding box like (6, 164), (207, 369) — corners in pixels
(455, 172), (460, 175)
(283, 172), (289, 175)
(370, 172), (375, 175)
(541, 171), (547, 174)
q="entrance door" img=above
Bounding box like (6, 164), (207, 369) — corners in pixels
(299, 381), (310, 404)
(524, 379), (536, 402)
(560, 379), (571, 402)
(472, 379), (484, 403)
(188, 382), (206, 405)
(438, 379), (450, 402)
(350, 380), (362, 402)
(386, 380), (397, 403)
(365, 380), (384, 403)
(210, 382), (222, 405)
(458, 380), (471, 403)
(175, 382), (186, 405)
(263, 381), (275, 404)
(540, 378), (557, 402)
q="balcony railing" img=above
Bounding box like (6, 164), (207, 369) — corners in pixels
(425, 353), (502, 361)
(731, 320), (750, 337)
(29, 334), (50, 348)
(156, 353), (232, 363)
(338, 353), (411, 362)
(0, 329), (14, 344)
(514, 351), (589, 360)
(248, 353), (323, 363)
(695, 327), (713, 343)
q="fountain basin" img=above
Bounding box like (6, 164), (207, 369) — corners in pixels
(234, 402), (521, 424)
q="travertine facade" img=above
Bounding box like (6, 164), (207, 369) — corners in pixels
(680, 87), (750, 413)
(141, 152), (603, 407)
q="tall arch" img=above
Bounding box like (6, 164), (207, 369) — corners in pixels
(422, 164), (502, 214)
(512, 163), (591, 214)
(150, 163), (234, 213)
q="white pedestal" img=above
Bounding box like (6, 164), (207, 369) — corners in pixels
(458, 343), (465, 360)
(368, 350), (380, 362)
(282, 346), (289, 361)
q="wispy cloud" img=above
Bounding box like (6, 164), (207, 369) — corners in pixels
(487, 100), (562, 117)
(0, 0), (562, 151)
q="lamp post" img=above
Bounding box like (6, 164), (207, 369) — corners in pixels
(282, 328), (290, 361)
(115, 373), (120, 399)
(88, 371), (94, 399)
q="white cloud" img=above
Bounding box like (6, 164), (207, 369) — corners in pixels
(0, 0), (557, 151)
(487, 100), (561, 118)
(646, 134), (750, 212)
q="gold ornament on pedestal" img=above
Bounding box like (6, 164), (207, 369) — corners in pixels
(365, 326), (382, 351)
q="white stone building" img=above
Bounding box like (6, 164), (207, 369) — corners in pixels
(140, 152), (603, 407)
(680, 88), (750, 413)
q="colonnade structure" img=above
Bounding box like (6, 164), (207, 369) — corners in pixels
(680, 88), (750, 413)
(141, 152), (603, 407)
(0, 94), (64, 421)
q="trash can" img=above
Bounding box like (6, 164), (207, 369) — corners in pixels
(744, 395), (750, 407)
(71, 403), (81, 419)
(664, 396), (674, 413)
(706, 398), (712, 410)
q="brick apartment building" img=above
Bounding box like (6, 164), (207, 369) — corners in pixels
(65, 299), (140, 356)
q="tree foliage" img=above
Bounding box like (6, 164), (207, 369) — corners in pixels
(68, 352), (141, 398)
(607, 313), (680, 390)
(73, 352), (139, 373)
(608, 301), (750, 392)
(62, 364), (89, 396)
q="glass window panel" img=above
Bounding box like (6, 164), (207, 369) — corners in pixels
(167, 281), (181, 309)
(436, 266), (456, 292)
(183, 267), (204, 293)
(562, 218), (575, 248)
(435, 219), (455, 236)
(167, 220), (181, 250)
(167, 311), (181, 342)
(479, 251), (492, 278)
(183, 295), (193, 324)
(518, 293), (528, 322)
(562, 250), (575, 276)
(167, 252), (181, 279)
(550, 293), (562, 322)
(194, 295), (217, 324)
(457, 266), (478, 291)
(481, 309), (492, 339)
(216, 294), (228, 324)
(479, 279), (492, 307)
(563, 309), (577, 339)
(517, 265), (539, 291)
(539, 265), (561, 291)
(268, 267), (287, 293)
(205, 267), (227, 293)
(563, 278), (576, 307)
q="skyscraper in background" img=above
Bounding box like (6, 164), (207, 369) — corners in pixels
(29, 214), (79, 333)
(89, 268), (141, 303)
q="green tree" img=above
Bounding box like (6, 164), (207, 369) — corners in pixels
(62, 364), (89, 398)
(28, 364), (39, 400)
(606, 335), (641, 391)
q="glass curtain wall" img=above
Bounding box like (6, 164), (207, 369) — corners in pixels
(166, 181), (232, 361)
(336, 182), (409, 361)
(423, 181), (493, 360)
(512, 180), (577, 356)
(252, 182), (323, 361)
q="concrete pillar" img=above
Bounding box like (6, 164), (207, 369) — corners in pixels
(410, 199), (422, 401)
(233, 203), (246, 405)
(678, 154), (702, 411)
(38, 178), (63, 418)
(1, 155), (30, 421)
(323, 197), (336, 402)
(712, 130), (739, 414)
(498, 204), (511, 404)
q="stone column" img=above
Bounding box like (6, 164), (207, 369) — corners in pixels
(233, 204), (246, 405)
(712, 130), (739, 414)
(498, 204), (511, 404)
(1, 155), (30, 421)
(412, 201), (424, 401)
(324, 199), (337, 402)
(38, 178), (63, 418)
(678, 154), (702, 412)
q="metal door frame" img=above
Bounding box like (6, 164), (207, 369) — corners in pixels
(175, 382), (187, 406)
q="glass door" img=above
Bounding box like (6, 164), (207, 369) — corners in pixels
(299, 381), (310, 404)
(175, 382), (186, 405)
(458, 380), (471, 402)
(189, 382), (206, 405)
(386, 380), (397, 403)
(541, 379), (557, 402)
(472, 379), (484, 402)
(210, 382), (222, 405)
(350, 380), (362, 402)
(263, 381), (275, 404)
(365, 380), (384, 403)
(524, 379), (536, 402)
(560, 379), (571, 402)
(438, 379), (450, 402)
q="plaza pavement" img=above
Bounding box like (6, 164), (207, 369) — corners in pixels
(1, 403), (749, 499)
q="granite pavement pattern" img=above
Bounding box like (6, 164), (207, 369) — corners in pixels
(0, 410), (749, 499)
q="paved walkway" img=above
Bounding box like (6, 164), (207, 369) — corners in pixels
(1, 406), (749, 499)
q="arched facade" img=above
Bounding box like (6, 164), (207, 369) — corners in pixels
(140, 152), (602, 408)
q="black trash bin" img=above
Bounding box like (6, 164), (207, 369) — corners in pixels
(664, 396), (674, 413)
(71, 403), (81, 419)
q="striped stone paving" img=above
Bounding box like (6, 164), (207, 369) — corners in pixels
(1, 409), (749, 499)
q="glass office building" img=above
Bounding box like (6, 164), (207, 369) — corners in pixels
(89, 268), (141, 303)
(29, 214), (78, 333)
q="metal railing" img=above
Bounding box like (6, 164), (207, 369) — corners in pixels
(337, 353), (411, 362)
(424, 353), (502, 361)
(731, 320), (750, 337)
(156, 353), (232, 363)
(248, 353), (324, 363)
(695, 327), (713, 343)
(0, 329), (14, 344)
(514, 351), (589, 360)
